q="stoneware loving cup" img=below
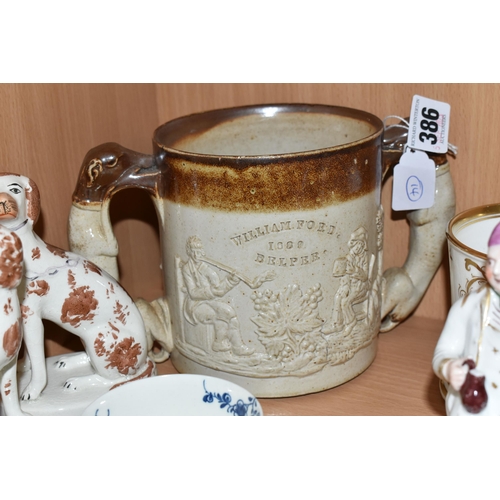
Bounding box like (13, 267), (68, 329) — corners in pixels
(69, 103), (456, 397)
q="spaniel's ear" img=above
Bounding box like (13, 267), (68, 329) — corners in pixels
(0, 227), (23, 289)
(24, 177), (41, 224)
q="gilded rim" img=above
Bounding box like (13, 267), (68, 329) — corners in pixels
(447, 204), (500, 259)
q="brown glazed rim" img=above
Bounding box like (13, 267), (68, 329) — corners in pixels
(447, 203), (500, 259)
(152, 103), (384, 163)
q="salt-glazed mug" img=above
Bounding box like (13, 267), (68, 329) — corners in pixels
(447, 204), (500, 303)
(69, 103), (456, 397)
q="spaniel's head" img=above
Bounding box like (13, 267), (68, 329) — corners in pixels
(0, 173), (41, 229)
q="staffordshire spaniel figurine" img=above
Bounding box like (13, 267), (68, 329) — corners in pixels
(0, 173), (157, 402)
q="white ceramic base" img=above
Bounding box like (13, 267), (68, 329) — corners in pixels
(1, 353), (115, 416)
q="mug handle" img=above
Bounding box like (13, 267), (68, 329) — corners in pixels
(379, 145), (456, 331)
(68, 143), (174, 362)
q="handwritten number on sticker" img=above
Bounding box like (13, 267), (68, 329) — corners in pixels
(392, 149), (436, 211)
(406, 176), (423, 202)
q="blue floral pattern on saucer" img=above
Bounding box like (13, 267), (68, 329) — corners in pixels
(202, 380), (262, 416)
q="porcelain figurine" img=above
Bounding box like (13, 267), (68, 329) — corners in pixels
(0, 226), (27, 415)
(0, 173), (166, 414)
(433, 220), (500, 415)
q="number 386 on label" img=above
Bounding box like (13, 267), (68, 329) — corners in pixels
(419, 107), (440, 145)
(409, 95), (450, 154)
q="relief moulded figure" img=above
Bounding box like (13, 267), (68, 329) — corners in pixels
(180, 235), (275, 356)
(322, 226), (374, 337)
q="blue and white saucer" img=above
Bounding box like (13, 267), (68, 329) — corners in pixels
(82, 374), (263, 416)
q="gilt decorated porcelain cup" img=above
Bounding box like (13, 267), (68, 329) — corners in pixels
(69, 103), (455, 397)
(447, 204), (500, 303)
